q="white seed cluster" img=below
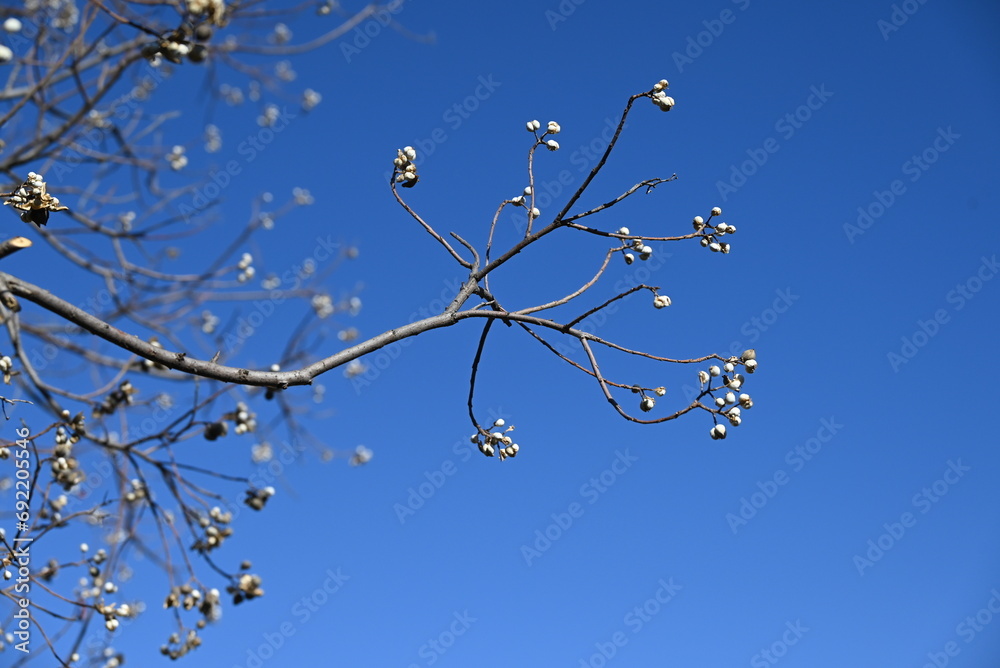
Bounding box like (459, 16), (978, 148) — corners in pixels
(191, 506), (233, 552)
(0, 354), (12, 384)
(228, 571), (264, 604)
(311, 294), (334, 318)
(204, 124), (221, 153)
(93, 380), (137, 416)
(524, 118), (562, 152)
(693, 207), (736, 253)
(350, 445), (374, 466)
(161, 582), (220, 658)
(302, 88), (322, 111)
(228, 401), (257, 435)
(702, 349), (757, 439)
(244, 486), (275, 511)
(25, 0), (79, 31)
(3, 171), (68, 225)
(272, 23), (292, 44)
(293, 186), (314, 205)
(393, 146), (419, 188)
(142, 336), (167, 370)
(166, 145), (187, 171)
(257, 104), (281, 127)
(51, 429), (85, 490)
(471, 418), (520, 459)
(343, 359), (367, 378)
(186, 0), (227, 26)
(651, 79), (675, 111)
(616, 228), (660, 265)
(236, 252), (255, 283)
(511, 185), (544, 220)
(124, 478), (148, 504)
(200, 310), (220, 333)
(653, 294), (672, 309)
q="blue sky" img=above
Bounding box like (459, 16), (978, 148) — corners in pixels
(4, 0), (1000, 666)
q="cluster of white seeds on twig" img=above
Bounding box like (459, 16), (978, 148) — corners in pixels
(693, 206), (737, 253)
(698, 349), (757, 439)
(2, 171), (69, 225)
(650, 79), (675, 111)
(392, 146), (419, 188)
(470, 418), (520, 459)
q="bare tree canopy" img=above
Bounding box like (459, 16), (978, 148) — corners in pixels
(0, 1), (758, 665)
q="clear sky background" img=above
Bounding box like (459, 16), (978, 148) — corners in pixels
(4, 0), (1000, 667)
